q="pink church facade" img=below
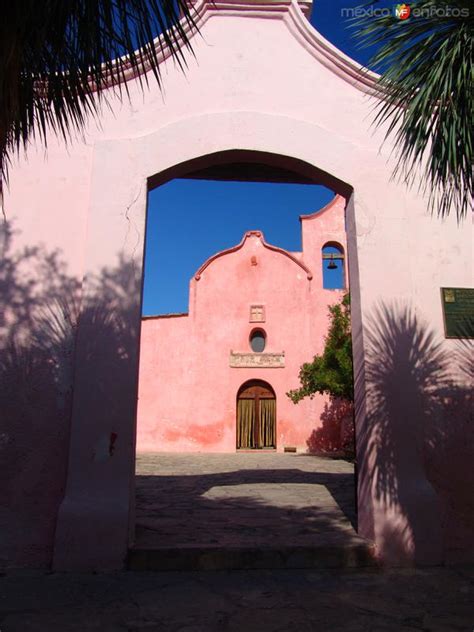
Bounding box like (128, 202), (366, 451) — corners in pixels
(137, 195), (348, 453)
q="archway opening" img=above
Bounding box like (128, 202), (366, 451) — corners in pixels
(131, 149), (360, 567)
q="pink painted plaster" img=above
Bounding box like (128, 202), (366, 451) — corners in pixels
(136, 195), (347, 453)
(1, 0), (472, 570)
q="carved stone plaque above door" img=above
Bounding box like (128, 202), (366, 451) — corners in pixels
(229, 352), (285, 368)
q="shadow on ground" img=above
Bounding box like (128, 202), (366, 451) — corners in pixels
(134, 460), (359, 551)
(1, 566), (473, 632)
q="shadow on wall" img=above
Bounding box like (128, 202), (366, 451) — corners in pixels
(0, 222), (140, 569)
(306, 398), (355, 458)
(360, 302), (473, 565)
(1, 217), (472, 568)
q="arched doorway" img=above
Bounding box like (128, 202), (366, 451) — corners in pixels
(237, 380), (276, 450)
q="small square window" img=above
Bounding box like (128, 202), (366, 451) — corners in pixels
(250, 305), (265, 323)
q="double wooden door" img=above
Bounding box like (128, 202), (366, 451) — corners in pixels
(237, 381), (276, 449)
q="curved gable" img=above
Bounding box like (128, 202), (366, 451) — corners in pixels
(194, 230), (313, 280)
(299, 193), (345, 222)
(101, 0), (381, 96)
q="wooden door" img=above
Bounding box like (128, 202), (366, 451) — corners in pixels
(237, 381), (276, 449)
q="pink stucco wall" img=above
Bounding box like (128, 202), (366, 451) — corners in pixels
(137, 196), (347, 453)
(1, 0), (472, 570)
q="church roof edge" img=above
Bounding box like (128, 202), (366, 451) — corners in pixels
(194, 230), (312, 280)
(299, 193), (346, 221)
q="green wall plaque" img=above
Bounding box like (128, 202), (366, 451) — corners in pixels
(441, 287), (474, 339)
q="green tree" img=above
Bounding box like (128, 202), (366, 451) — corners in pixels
(0, 1), (196, 198)
(287, 293), (353, 404)
(353, 0), (473, 220)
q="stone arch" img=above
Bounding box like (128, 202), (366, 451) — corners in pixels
(147, 148), (352, 196)
(53, 115), (366, 571)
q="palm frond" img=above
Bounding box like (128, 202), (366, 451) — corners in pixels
(351, 0), (473, 220)
(0, 0), (198, 206)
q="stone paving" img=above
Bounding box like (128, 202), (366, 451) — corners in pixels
(1, 566), (473, 631)
(2, 454), (472, 630)
(133, 452), (362, 555)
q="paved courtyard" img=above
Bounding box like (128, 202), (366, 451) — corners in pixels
(1, 454), (472, 630)
(132, 452), (372, 569)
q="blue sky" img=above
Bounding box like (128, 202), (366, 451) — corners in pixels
(142, 2), (379, 315)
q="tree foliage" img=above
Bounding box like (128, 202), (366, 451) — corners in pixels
(353, 0), (473, 220)
(0, 1), (196, 200)
(287, 293), (353, 404)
